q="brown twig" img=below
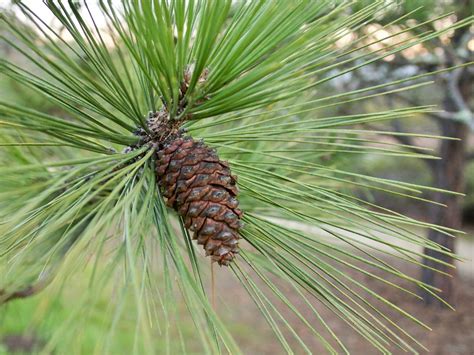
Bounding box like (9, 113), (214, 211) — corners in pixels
(0, 277), (50, 305)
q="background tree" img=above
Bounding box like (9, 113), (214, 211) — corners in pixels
(331, 0), (473, 305)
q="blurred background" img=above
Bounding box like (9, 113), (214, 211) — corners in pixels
(0, 0), (473, 354)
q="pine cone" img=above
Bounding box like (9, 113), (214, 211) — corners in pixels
(155, 135), (242, 265)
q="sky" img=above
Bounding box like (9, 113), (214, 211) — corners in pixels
(0, 1), (108, 31)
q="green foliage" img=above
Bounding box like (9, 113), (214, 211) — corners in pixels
(0, 1), (472, 353)
(352, 0), (458, 24)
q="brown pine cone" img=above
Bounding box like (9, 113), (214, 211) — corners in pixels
(155, 135), (242, 265)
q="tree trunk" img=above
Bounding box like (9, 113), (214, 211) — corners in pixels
(420, 122), (467, 305)
(420, 72), (471, 306)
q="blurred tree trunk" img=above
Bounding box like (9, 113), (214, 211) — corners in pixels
(421, 69), (472, 305)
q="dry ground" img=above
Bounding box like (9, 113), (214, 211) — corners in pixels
(220, 257), (474, 354)
(2, 249), (473, 354)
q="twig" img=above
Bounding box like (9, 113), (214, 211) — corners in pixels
(446, 67), (473, 117)
(0, 277), (50, 305)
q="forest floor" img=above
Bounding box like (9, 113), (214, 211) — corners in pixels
(2, 270), (472, 354)
(223, 257), (474, 354)
(220, 223), (474, 354)
(1, 230), (473, 354)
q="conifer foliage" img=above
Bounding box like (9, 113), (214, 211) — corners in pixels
(0, 1), (470, 353)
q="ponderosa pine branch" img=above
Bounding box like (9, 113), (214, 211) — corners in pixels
(0, 2), (471, 353)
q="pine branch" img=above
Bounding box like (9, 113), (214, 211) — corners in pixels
(0, 2), (470, 353)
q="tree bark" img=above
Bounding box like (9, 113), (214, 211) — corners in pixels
(420, 70), (471, 306)
(421, 122), (467, 305)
